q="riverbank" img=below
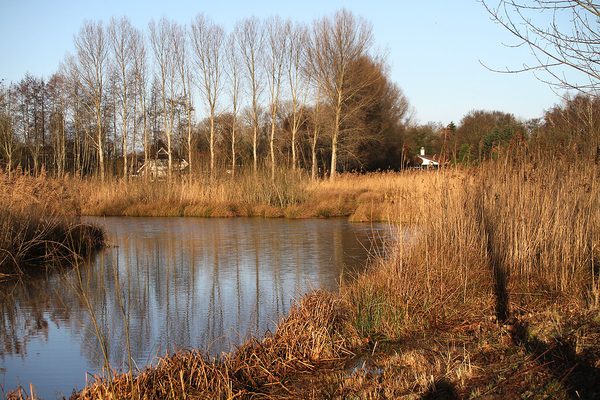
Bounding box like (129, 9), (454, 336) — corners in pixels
(69, 168), (421, 223)
(34, 303), (594, 399)
(5, 146), (600, 398)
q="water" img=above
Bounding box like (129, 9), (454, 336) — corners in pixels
(0, 217), (393, 399)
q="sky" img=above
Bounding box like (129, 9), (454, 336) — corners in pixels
(0, 0), (568, 125)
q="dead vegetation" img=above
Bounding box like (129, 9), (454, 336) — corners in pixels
(4, 143), (600, 399)
(0, 170), (105, 280)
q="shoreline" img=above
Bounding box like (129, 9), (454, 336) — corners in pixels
(4, 154), (600, 398)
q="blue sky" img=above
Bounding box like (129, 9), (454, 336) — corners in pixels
(0, 0), (565, 125)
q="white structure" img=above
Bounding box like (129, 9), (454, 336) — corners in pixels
(136, 148), (189, 179)
(416, 147), (440, 168)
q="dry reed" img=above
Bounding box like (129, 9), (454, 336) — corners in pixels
(343, 142), (600, 341)
(69, 168), (423, 222)
(66, 290), (362, 400)
(5, 145), (600, 398)
(0, 170), (105, 280)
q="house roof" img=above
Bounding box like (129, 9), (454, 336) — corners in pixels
(416, 154), (450, 166)
(416, 155), (438, 165)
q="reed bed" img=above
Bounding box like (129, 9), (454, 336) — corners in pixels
(344, 144), (600, 342)
(5, 146), (600, 398)
(62, 290), (362, 400)
(0, 170), (105, 280)
(70, 167), (425, 222)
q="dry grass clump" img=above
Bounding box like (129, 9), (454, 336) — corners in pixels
(64, 290), (363, 400)
(0, 171), (105, 280)
(320, 307), (600, 399)
(309, 171), (428, 223)
(342, 169), (495, 339)
(475, 147), (600, 310)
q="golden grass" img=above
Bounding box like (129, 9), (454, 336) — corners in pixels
(5, 144), (600, 398)
(69, 168), (429, 222)
(59, 290), (362, 400)
(343, 143), (599, 343)
(0, 170), (105, 279)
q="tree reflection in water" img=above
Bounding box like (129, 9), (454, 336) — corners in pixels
(0, 217), (393, 399)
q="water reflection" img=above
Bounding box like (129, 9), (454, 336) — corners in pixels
(0, 217), (391, 399)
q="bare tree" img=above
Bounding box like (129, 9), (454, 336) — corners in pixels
(172, 21), (194, 180)
(235, 17), (265, 174)
(307, 8), (376, 180)
(310, 88), (322, 180)
(483, 1), (600, 95)
(131, 26), (149, 179)
(149, 17), (178, 181)
(109, 16), (136, 180)
(225, 32), (242, 177)
(265, 16), (289, 180)
(14, 76), (33, 172)
(190, 14), (225, 178)
(46, 73), (68, 177)
(67, 20), (110, 182)
(287, 21), (309, 172)
(541, 92), (600, 154)
(0, 81), (17, 176)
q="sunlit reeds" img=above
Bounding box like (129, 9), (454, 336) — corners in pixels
(70, 167), (423, 222)
(4, 144), (600, 398)
(0, 170), (104, 280)
(344, 142), (600, 343)
(68, 290), (361, 399)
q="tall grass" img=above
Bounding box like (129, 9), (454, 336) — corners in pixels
(67, 290), (361, 400)
(75, 167), (309, 218)
(0, 170), (105, 280)
(344, 143), (600, 339)
(69, 167), (424, 221)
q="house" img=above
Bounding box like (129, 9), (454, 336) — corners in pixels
(135, 148), (189, 179)
(415, 147), (449, 168)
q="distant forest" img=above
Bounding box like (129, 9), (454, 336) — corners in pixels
(1, 9), (599, 181)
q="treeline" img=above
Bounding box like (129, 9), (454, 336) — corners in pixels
(404, 93), (600, 165)
(0, 9), (413, 182)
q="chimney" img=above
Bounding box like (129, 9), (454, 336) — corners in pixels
(420, 147), (425, 156)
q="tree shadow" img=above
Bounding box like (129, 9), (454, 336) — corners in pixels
(509, 319), (600, 399)
(419, 378), (459, 400)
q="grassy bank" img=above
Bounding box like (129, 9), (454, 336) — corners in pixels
(69, 167), (424, 223)
(5, 145), (600, 398)
(0, 171), (105, 280)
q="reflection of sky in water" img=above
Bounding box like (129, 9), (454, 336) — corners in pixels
(0, 217), (394, 399)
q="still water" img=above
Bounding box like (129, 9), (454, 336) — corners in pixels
(0, 217), (391, 399)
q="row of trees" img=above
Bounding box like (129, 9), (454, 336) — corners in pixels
(0, 9), (412, 182)
(400, 92), (600, 167)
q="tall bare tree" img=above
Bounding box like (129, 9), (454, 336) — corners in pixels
(149, 17), (178, 181)
(46, 73), (68, 177)
(287, 21), (309, 172)
(0, 81), (17, 177)
(172, 21), (194, 180)
(67, 20), (110, 182)
(235, 17), (265, 173)
(190, 14), (225, 178)
(109, 16), (136, 180)
(265, 16), (289, 180)
(310, 88), (322, 180)
(131, 26), (149, 179)
(225, 32), (242, 177)
(307, 8), (376, 180)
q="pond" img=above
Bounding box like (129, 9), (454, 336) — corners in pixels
(0, 217), (394, 399)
